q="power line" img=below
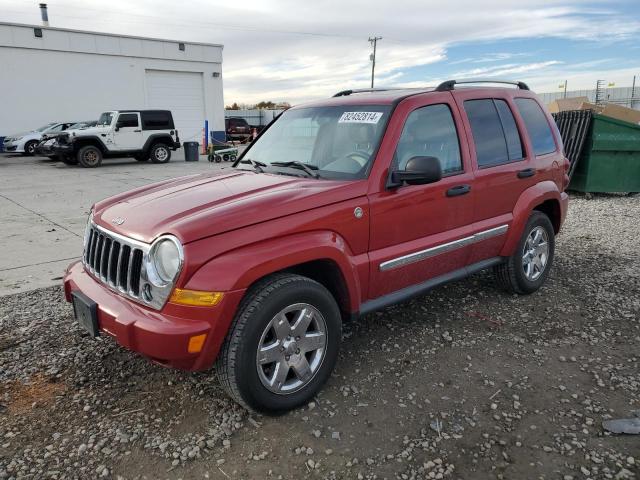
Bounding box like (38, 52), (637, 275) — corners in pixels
(1, 3), (379, 41)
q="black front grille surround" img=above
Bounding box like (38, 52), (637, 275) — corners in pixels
(82, 221), (181, 310)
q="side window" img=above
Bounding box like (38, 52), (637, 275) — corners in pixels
(117, 113), (139, 128)
(49, 124), (64, 132)
(464, 99), (524, 168)
(395, 104), (462, 175)
(141, 111), (172, 130)
(514, 98), (556, 156)
(495, 100), (524, 161)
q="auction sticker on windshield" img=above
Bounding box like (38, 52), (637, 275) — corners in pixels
(338, 112), (383, 124)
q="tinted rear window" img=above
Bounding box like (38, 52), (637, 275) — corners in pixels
(495, 100), (524, 161)
(141, 111), (174, 130)
(464, 99), (524, 168)
(514, 98), (556, 156)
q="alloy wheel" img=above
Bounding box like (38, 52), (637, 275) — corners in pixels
(522, 226), (549, 281)
(256, 303), (327, 394)
(155, 147), (168, 162)
(84, 150), (98, 166)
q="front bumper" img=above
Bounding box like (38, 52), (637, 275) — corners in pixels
(63, 261), (245, 371)
(3, 141), (22, 153)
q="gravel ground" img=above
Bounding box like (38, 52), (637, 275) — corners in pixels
(1, 193), (639, 480)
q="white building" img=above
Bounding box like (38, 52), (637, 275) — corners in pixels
(0, 22), (225, 144)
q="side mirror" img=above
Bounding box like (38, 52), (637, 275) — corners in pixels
(390, 156), (442, 187)
(114, 124), (121, 132)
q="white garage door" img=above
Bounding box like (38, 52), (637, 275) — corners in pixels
(145, 70), (205, 144)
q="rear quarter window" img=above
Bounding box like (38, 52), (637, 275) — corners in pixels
(514, 98), (556, 156)
(141, 111), (174, 130)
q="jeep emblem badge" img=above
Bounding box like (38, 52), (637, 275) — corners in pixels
(354, 207), (363, 219)
(112, 217), (125, 226)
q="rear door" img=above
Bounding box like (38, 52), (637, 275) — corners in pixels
(367, 93), (475, 299)
(452, 90), (535, 263)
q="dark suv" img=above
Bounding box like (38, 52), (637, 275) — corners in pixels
(65, 79), (569, 413)
(225, 117), (251, 139)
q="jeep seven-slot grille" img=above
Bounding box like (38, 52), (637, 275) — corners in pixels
(83, 225), (146, 298)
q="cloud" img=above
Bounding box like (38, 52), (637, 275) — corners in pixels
(1, 0), (639, 103)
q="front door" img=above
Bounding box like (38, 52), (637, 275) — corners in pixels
(367, 96), (475, 300)
(112, 113), (142, 150)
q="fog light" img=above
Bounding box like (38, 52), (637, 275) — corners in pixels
(188, 333), (207, 353)
(169, 289), (223, 306)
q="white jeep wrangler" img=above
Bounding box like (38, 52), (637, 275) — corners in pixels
(54, 110), (181, 168)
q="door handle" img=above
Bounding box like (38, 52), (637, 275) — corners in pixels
(517, 168), (536, 178)
(134, 129), (142, 132)
(100, 133), (106, 137)
(446, 184), (471, 197)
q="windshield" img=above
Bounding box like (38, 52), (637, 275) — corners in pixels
(35, 122), (57, 132)
(97, 112), (115, 126)
(238, 105), (391, 179)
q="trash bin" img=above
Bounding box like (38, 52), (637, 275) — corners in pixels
(183, 141), (199, 162)
(571, 114), (640, 193)
(554, 111), (640, 193)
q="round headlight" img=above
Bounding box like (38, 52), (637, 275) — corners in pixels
(151, 237), (182, 284)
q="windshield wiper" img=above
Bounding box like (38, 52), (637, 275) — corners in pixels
(270, 161), (321, 179)
(234, 158), (267, 173)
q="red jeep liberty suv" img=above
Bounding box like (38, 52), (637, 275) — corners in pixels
(64, 79), (570, 413)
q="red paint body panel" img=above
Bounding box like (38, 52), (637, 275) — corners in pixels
(63, 261), (245, 370)
(64, 85), (569, 372)
(367, 91), (476, 297)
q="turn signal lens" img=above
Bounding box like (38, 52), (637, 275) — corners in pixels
(188, 333), (207, 353)
(169, 289), (223, 306)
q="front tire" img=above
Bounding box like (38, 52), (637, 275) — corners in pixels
(77, 145), (102, 168)
(23, 140), (38, 156)
(216, 274), (341, 414)
(494, 211), (555, 294)
(149, 143), (171, 164)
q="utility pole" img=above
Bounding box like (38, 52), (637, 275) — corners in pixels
(563, 80), (567, 98)
(369, 36), (382, 88)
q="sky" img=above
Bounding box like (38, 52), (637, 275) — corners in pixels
(1, 0), (639, 105)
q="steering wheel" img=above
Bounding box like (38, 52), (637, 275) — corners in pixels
(342, 151), (370, 167)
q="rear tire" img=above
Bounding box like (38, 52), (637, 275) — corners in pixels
(77, 145), (102, 168)
(494, 211), (555, 294)
(149, 143), (171, 164)
(216, 274), (341, 414)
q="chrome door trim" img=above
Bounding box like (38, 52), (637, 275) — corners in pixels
(379, 224), (508, 271)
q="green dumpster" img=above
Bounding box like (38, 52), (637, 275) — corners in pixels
(569, 113), (640, 193)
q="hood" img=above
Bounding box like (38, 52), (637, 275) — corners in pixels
(7, 130), (35, 139)
(93, 170), (367, 244)
(69, 125), (110, 136)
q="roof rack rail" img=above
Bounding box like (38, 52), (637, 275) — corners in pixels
(333, 88), (396, 97)
(435, 79), (529, 92)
